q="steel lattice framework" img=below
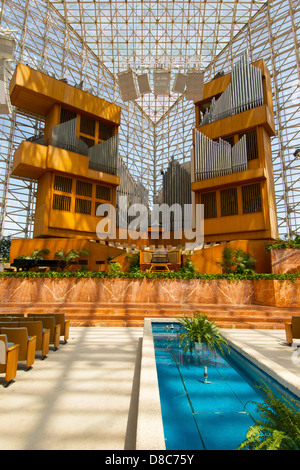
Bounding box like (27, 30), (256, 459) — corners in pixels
(0, 0), (299, 238)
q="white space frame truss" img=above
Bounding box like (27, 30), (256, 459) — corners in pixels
(0, 0), (299, 239)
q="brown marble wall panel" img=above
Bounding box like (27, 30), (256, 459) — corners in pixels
(254, 279), (300, 307)
(273, 280), (300, 307)
(0, 278), (298, 308)
(271, 248), (300, 274)
(215, 280), (255, 305)
(253, 280), (276, 306)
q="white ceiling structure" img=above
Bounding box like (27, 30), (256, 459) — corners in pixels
(0, 0), (299, 238)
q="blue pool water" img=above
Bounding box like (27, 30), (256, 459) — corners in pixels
(152, 322), (298, 450)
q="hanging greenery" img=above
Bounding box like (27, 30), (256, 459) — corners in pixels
(0, 270), (298, 281)
(266, 233), (300, 252)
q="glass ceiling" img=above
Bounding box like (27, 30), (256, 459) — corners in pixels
(50, 0), (267, 123)
(0, 0), (299, 239)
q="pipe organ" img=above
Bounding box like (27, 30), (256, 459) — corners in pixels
(52, 118), (88, 155)
(192, 52), (278, 243)
(159, 160), (191, 207)
(88, 134), (119, 175)
(200, 51), (264, 127)
(7, 56), (279, 264)
(116, 156), (149, 227)
(194, 130), (247, 181)
(156, 159), (191, 231)
(9, 63), (121, 240)
(51, 119), (119, 176)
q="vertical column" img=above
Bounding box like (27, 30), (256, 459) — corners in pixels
(266, 0), (292, 238)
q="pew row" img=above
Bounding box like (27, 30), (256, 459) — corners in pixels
(0, 321), (50, 359)
(27, 316), (60, 350)
(0, 334), (19, 386)
(0, 327), (36, 370)
(28, 313), (70, 343)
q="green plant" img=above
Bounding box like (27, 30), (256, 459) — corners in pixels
(234, 248), (257, 274)
(126, 251), (140, 271)
(77, 265), (90, 272)
(0, 269), (299, 281)
(54, 248), (90, 269)
(237, 383), (300, 450)
(0, 236), (11, 262)
(177, 312), (229, 356)
(266, 233), (300, 252)
(179, 259), (197, 275)
(218, 247), (257, 274)
(17, 248), (50, 260)
(217, 246), (236, 274)
(108, 261), (123, 275)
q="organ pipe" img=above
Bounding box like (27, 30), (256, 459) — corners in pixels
(52, 118), (89, 155)
(200, 50), (264, 127)
(116, 156), (149, 227)
(52, 120), (119, 176)
(157, 159), (192, 231)
(194, 130), (247, 182)
(88, 134), (119, 175)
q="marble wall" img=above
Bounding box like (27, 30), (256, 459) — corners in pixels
(271, 248), (300, 274)
(0, 277), (298, 308)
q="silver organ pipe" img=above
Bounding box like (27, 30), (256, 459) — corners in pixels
(200, 50), (264, 127)
(156, 159), (192, 231)
(212, 84), (232, 121)
(231, 134), (247, 174)
(194, 129), (248, 182)
(116, 156), (149, 227)
(88, 134), (119, 175)
(52, 118), (89, 155)
(52, 119), (120, 177)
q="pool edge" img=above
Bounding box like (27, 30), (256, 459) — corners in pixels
(221, 331), (300, 399)
(136, 318), (169, 450)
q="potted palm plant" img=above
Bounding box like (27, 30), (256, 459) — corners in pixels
(54, 248), (90, 270)
(17, 248), (50, 260)
(177, 312), (229, 356)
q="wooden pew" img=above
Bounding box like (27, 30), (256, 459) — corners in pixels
(285, 316), (300, 345)
(46, 313), (70, 343)
(0, 334), (19, 386)
(27, 315), (61, 350)
(0, 327), (36, 370)
(1, 320), (50, 359)
(18, 321), (50, 359)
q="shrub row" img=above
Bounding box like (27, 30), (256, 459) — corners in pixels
(0, 270), (299, 281)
